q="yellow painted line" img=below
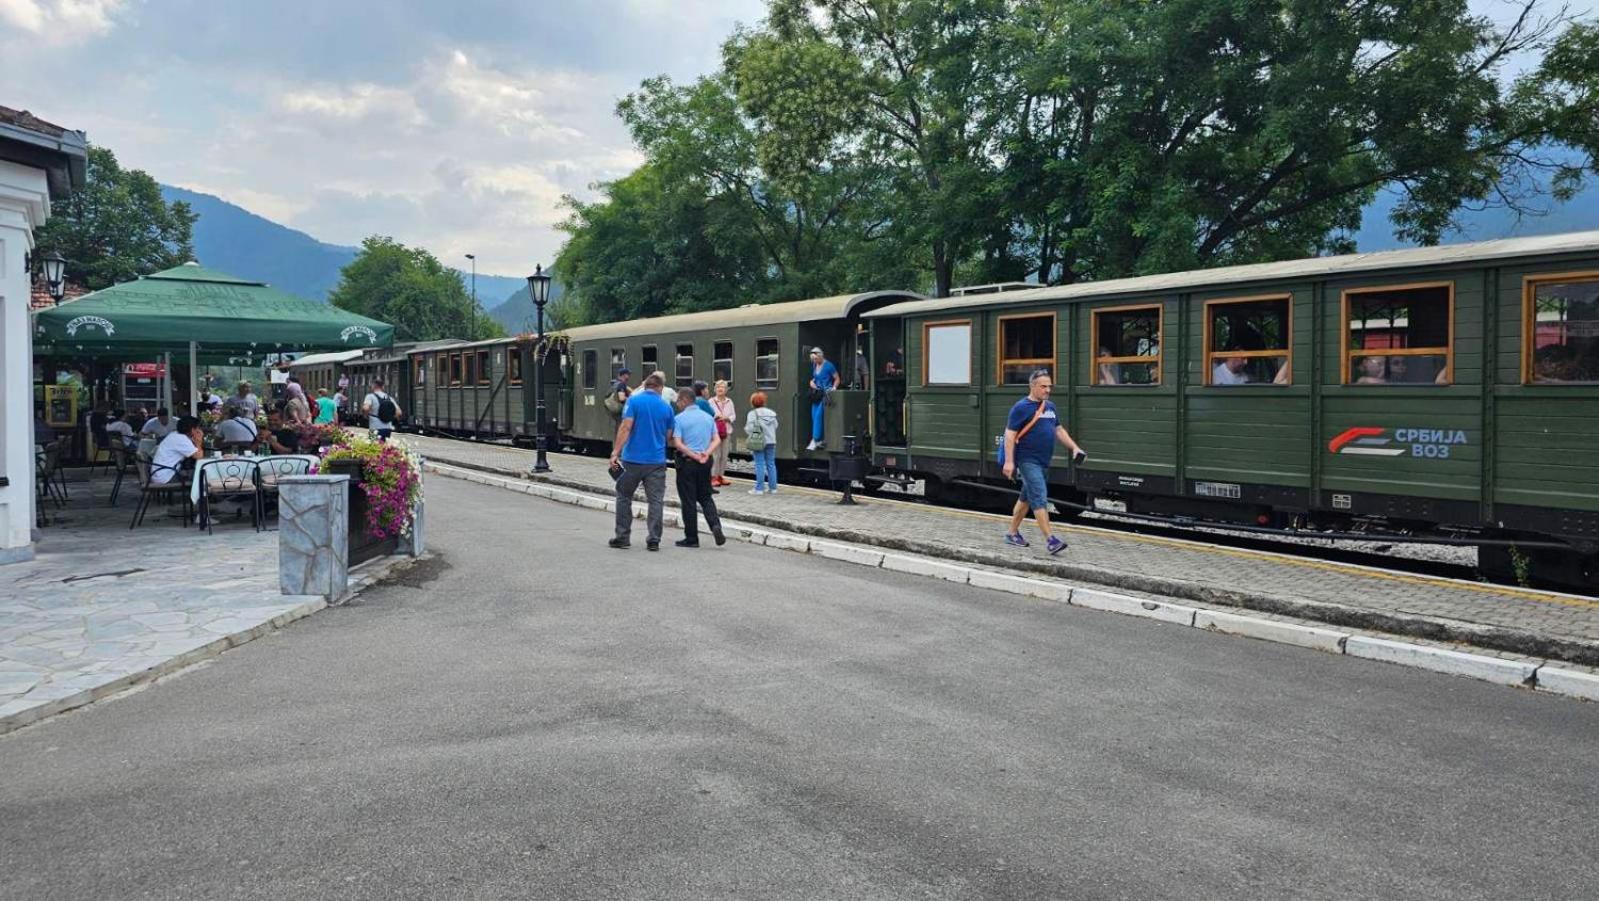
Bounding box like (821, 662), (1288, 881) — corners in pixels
(419, 441), (1599, 611)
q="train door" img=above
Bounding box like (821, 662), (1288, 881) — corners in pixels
(870, 317), (908, 448)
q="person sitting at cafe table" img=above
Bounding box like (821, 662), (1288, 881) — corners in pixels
(140, 407), (177, 439)
(217, 405), (260, 448)
(34, 408), (55, 445)
(104, 410), (137, 449)
(263, 409), (301, 455)
(149, 416), (205, 486)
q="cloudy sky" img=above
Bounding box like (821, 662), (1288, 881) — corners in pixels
(1, 0), (1590, 277)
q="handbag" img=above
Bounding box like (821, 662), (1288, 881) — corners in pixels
(996, 401), (1047, 467)
(808, 386), (825, 403)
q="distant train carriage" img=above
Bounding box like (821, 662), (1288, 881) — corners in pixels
(408, 337), (562, 440)
(286, 349), (365, 402)
(557, 291), (921, 467)
(863, 232), (1599, 586)
(344, 339), (465, 427)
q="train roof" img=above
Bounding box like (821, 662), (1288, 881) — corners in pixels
(559, 290), (924, 341)
(288, 349), (365, 368)
(362, 338), (470, 363)
(865, 230), (1599, 319)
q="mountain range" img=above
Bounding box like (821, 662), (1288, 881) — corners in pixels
(159, 185), (529, 311)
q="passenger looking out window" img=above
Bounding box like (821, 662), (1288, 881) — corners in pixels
(1092, 306), (1161, 385)
(1207, 297), (1291, 385)
(1345, 284), (1451, 384)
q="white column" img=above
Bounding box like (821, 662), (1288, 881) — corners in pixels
(188, 341), (198, 416)
(0, 160), (51, 564)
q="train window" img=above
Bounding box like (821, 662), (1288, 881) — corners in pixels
(641, 345), (658, 378)
(1343, 283), (1452, 385)
(755, 338), (780, 389)
(465, 352), (478, 387)
(713, 341), (733, 386)
(924, 320), (972, 385)
(997, 313), (1054, 385)
(581, 350), (597, 390)
(415, 359), (425, 385)
(1205, 296), (1291, 386)
(436, 354), (448, 386)
(509, 351), (523, 385)
(675, 343), (694, 387)
(1092, 305), (1162, 385)
(1524, 274), (1599, 384)
(477, 350), (491, 385)
(449, 354), (463, 387)
(610, 347), (626, 382)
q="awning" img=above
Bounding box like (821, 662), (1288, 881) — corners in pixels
(32, 262), (394, 362)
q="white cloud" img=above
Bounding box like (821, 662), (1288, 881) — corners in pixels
(0, 0), (123, 43)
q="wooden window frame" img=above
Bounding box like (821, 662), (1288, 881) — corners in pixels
(995, 311), (1056, 386)
(581, 349), (598, 390)
(509, 350), (523, 385)
(436, 354), (448, 387)
(449, 353), (463, 387)
(674, 343), (695, 388)
(609, 347), (626, 383)
(1203, 294), (1293, 386)
(641, 344), (659, 380)
(476, 349), (491, 386)
(1090, 303), (1164, 386)
(464, 352), (478, 387)
(754, 337), (781, 390)
(922, 319), (973, 387)
(1340, 281), (1454, 386)
(1522, 271), (1599, 385)
(713, 339), (734, 386)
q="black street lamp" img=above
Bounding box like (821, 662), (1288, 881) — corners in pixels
(527, 264), (553, 473)
(41, 250), (67, 304)
(464, 253), (476, 307)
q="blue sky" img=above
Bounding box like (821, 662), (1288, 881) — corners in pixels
(2, 0), (1593, 276)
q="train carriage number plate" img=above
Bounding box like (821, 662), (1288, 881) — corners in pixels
(1193, 481), (1242, 500)
(1332, 494), (1353, 510)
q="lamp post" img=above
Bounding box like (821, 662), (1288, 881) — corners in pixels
(464, 253), (476, 307)
(41, 250), (67, 305)
(527, 264), (553, 473)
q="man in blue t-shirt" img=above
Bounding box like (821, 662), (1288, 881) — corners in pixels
(1001, 369), (1086, 555)
(806, 347), (840, 451)
(609, 372), (676, 551)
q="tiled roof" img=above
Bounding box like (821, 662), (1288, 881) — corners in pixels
(29, 279), (88, 311)
(0, 106), (70, 138)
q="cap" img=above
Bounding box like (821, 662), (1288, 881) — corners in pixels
(810, 347), (824, 355)
(618, 367), (632, 375)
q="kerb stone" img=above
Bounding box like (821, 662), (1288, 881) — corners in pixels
(810, 542), (885, 569)
(967, 569), (1069, 602)
(1344, 636), (1539, 687)
(1194, 610), (1348, 654)
(1072, 588), (1198, 626)
(1533, 665), (1599, 701)
(881, 553), (971, 584)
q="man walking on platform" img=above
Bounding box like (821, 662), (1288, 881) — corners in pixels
(609, 372), (675, 551)
(671, 387), (726, 548)
(1001, 369), (1086, 555)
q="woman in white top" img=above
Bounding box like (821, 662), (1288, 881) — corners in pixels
(744, 391), (779, 495)
(710, 380), (736, 487)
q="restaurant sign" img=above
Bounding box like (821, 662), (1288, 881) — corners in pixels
(64, 315), (115, 337)
(341, 325), (378, 344)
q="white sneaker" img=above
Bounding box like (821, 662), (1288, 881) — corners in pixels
(749, 488), (765, 495)
(806, 440), (818, 451)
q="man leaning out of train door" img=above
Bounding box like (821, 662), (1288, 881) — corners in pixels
(1002, 369), (1086, 556)
(806, 347), (840, 451)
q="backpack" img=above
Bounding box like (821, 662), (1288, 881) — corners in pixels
(376, 393), (397, 424)
(745, 413), (768, 449)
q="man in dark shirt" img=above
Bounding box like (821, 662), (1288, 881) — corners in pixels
(1000, 369), (1085, 555)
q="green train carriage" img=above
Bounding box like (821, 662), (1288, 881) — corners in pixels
(557, 292), (921, 465)
(864, 232), (1599, 586)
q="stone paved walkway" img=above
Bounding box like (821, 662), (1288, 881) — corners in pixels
(1, 473), (322, 733)
(403, 434), (1599, 665)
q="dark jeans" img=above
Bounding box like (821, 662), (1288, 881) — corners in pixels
(674, 457), (722, 542)
(614, 462), (666, 544)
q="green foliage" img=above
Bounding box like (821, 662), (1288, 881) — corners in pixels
(557, 0), (1599, 316)
(34, 146), (197, 290)
(328, 236), (506, 341)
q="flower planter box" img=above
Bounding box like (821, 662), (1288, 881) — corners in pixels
(322, 458), (399, 565)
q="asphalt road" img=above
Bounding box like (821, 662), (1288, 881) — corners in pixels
(3, 476), (1597, 901)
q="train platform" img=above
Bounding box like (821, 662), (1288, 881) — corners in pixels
(399, 434), (1599, 668)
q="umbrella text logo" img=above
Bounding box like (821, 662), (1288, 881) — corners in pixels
(64, 315), (115, 337)
(341, 325), (378, 343)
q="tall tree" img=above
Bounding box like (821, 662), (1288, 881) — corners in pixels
(329, 236), (505, 341)
(33, 145), (197, 289)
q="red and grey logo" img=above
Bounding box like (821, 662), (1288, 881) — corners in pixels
(1327, 427), (1406, 456)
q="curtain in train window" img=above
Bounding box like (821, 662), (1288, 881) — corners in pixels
(713, 341), (733, 385)
(1206, 297), (1291, 386)
(1344, 284), (1452, 385)
(1092, 306), (1161, 385)
(675, 344), (694, 387)
(1525, 276), (1599, 384)
(449, 354), (464, 386)
(924, 321), (972, 385)
(509, 351), (523, 385)
(755, 339), (780, 389)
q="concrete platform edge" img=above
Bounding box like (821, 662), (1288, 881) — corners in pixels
(427, 461), (1596, 702)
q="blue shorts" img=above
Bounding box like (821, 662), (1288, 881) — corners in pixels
(1016, 460), (1049, 512)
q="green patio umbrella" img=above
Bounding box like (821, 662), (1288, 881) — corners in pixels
(33, 262), (394, 414)
(32, 262), (393, 359)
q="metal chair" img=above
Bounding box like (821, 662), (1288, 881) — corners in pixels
(35, 441), (67, 510)
(196, 457), (262, 534)
(107, 444), (136, 506)
(255, 455), (318, 526)
(129, 455), (191, 529)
